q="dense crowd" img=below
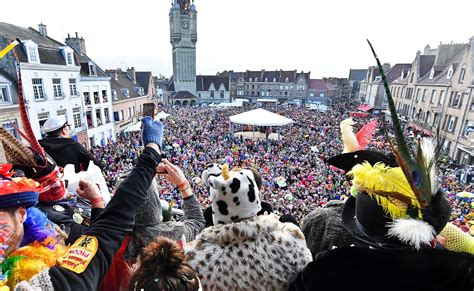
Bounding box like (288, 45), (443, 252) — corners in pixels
(92, 101), (473, 230)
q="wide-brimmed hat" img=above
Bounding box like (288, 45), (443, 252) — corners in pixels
(0, 164), (40, 209)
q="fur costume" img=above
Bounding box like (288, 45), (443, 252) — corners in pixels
(185, 214), (312, 291)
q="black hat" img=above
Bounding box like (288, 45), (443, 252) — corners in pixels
(327, 150), (398, 171)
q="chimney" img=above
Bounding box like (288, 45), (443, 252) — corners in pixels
(127, 67), (136, 84)
(65, 32), (87, 54)
(38, 23), (47, 37)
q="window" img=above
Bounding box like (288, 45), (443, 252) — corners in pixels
(446, 116), (458, 132)
(273, 78), (276, 82)
(2, 119), (19, 138)
(447, 66), (454, 79)
(220, 90), (224, 98)
(104, 109), (110, 123)
(66, 52), (73, 65)
(102, 90), (108, 102)
(464, 120), (474, 137)
(86, 110), (93, 127)
(73, 107), (82, 128)
(120, 88), (129, 97)
(128, 107), (132, 119)
(89, 63), (97, 76)
(249, 78), (252, 82)
(69, 79), (78, 96)
(210, 90), (215, 98)
(425, 111), (431, 125)
(28, 46), (38, 62)
(0, 85), (10, 103)
(433, 113), (439, 127)
(134, 87), (144, 95)
(430, 90), (437, 104)
(57, 109), (67, 121)
(285, 78), (289, 83)
(255, 78), (258, 82)
(422, 89), (427, 102)
(439, 90), (446, 105)
(410, 73), (414, 83)
(32, 79), (45, 100)
(459, 68), (466, 83)
(114, 111), (120, 122)
(415, 89), (421, 101)
(37, 112), (50, 127)
(94, 91), (100, 103)
(452, 92), (463, 107)
(84, 92), (91, 105)
(96, 109), (102, 126)
(112, 89), (118, 101)
(52, 78), (63, 98)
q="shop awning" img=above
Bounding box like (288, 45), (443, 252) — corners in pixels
(357, 104), (374, 112)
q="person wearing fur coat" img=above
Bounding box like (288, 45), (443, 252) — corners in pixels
(185, 164), (312, 290)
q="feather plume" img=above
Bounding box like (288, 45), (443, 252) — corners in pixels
(387, 218), (436, 250)
(356, 120), (378, 150)
(340, 118), (360, 153)
(0, 127), (36, 165)
(348, 162), (421, 218)
(420, 138), (438, 196)
(17, 71), (46, 159)
(367, 40), (429, 207)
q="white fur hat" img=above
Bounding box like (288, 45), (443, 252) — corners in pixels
(206, 164), (261, 225)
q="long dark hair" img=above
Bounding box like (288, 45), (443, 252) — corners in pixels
(129, 236), (199, 291)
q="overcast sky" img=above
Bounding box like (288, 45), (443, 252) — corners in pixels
(3, 0), (474, 78)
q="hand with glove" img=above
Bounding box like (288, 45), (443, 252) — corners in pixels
(141, 116), (164, 152)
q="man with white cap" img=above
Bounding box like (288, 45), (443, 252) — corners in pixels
(39, 115), (100, 173)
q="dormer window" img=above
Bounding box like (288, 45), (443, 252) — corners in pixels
(273, 78), (277, 82)
(285, 78), (289, 83)
(134, 87), (144, 95)
(89, 62), (97, 76)
(23, 40), (40, 63)
(255, 78), (258, 82)
(447, 65), (454, 79)
(112, 89), (118, 100)
(249, 78), (252, 82)
(374, 76), (382, 81)
(265, 78), (268, 82)
(429, 67), (435, 79)
(459, 67), (466, 83)
(120, 88), (129, 97)
(61, 46), (74, 66)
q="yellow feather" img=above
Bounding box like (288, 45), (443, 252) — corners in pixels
(340, 118), (360, 153)
(348, 162), (422, 218)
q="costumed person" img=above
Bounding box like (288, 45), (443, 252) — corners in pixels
(9, 116), (164, 290)
(39, 115), (102, 173)
(185, 164), (312, 290)
(0, 164), (66, 290)
(0, 75), (105, 246)
(302, 118), (381, 256)
(100, 159), (205, 291)
(201, 163), (288, 228)
(129, 236), (201, 291)
(289, 41), (474, 291)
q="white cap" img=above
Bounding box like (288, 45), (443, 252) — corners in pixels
(42, 115), (67, 133)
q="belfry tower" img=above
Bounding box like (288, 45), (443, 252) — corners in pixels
(169, 0), (197, 95)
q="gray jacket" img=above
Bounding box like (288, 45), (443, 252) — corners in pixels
(124, 178), (205, 259)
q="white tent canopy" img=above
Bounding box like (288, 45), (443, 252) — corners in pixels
(229, 108), (294, 126)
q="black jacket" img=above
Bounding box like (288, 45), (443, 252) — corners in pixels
(290, 246), (474, 291)
(38, 200), (104, 245)
(39, 137), (101, 172)
(47, 147), (162, 290)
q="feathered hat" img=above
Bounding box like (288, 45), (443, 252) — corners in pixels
(0, 164), (40, 208)
(333, 41), (451, 250)
(0, 71), (66, 202)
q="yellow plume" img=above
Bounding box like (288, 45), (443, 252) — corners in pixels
(348, 162), (422, 218)
(221, 164), (230, 181)
(340, 118), (359, 153)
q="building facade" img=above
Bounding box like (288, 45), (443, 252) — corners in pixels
(67, 33), (115, 148)
(391, 38), (474, 165)
(348, 69), (367, 99)
(107, 68), (151, 134)
(0, 23), (86, 143)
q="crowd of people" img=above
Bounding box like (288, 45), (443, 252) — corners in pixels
(92, 102), (473, 232)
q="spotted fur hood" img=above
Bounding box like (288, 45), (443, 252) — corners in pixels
(184, 214), (312, 291)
